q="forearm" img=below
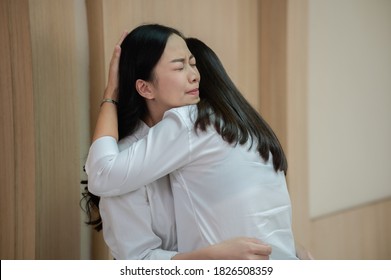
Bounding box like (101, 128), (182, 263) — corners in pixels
(171, 237), (271, 260)
(92, 33), (125, 143)
(171, 247), (214, 260)
(92, 89), (119, 142)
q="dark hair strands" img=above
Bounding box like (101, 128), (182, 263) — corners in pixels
(186, 38), (287, 173)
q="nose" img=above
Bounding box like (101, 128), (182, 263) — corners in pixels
(188, 66), (200, 83)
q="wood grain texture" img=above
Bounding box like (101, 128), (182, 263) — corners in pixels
(285, 0), (311, 250)
(0, 0), (17, 259)
(85, 0), (111, 260)
(0, 0), (36, 260)
(312, 198), (391, 259)
(259, 0), (288, 150)
(9, 0), (36, 259)
(29, 0), (81, 259)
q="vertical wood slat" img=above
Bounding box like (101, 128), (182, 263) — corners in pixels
(0, 0), (35, 260)
(286, 0), (311, 249)
(85, 0), (110, 260)
(0, 0), (17, 259)
(29, 0), (81, 259)
(258, 0), (311, 251)
(259, 0), (288, 150)
(8, 0), (36, 259)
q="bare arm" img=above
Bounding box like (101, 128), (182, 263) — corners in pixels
(172, 237), (272, 260)
(92, 31), (128, 143)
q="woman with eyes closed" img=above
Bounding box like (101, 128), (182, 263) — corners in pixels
(86, 23), (299, 259)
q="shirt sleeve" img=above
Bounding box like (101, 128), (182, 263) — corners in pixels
(97, 128), (178, 260)
(85, 109), (192, 197)
(99, 188), (178, 260)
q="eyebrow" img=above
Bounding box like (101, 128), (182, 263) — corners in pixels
(170, 55), (195, 63)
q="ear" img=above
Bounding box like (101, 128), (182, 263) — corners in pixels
(135, 79), (154, 100)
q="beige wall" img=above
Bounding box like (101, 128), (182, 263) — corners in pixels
(308, 0), (391, 218)
(305, 0), (391, 259)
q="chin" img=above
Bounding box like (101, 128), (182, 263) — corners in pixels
(189, 97), (201, 104)
(177, 97), (200, 108)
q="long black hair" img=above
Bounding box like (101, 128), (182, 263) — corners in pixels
(186, 38), (287, 173)
(81, 24), (185, 231)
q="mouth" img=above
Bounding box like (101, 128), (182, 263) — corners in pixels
(186, 88), (199, 96)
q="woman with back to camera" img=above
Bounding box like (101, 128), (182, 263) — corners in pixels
(86, 23), (299, 259)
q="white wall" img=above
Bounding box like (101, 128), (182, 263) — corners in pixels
(308, 0), (391, 218)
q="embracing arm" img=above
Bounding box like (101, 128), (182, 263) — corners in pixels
(173, 238), (272, 260)
(86, 32), (193, 197)
(102, 194), (272, 260)
(101, 179), (272, 260)
(86, 113), (191, 197)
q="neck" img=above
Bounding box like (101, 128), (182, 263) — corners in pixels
(143, 101), (165, 127)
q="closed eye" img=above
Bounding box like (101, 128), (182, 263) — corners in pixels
(189, 55), (196, 67)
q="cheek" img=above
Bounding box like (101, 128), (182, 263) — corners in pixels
(163, 76), (184, 93)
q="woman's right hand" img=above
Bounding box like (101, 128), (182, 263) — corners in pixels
(92, 31), (128, 142)
(103, 31), (129, 101)
(172, 237), (272, 260)
(205, 237), (272, 260)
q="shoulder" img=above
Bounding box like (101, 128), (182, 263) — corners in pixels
(163, 105), (198, 128)
(118, 121), (149, 150)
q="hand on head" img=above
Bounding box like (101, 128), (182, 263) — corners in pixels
(104, 31), (129, 101)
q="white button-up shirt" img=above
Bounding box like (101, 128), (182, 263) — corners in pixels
(99, 124), (177, 259)
(86, 105), (298, 259)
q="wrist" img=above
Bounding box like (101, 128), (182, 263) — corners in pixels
(103, 86), (118, 100)
(100, 98), (118, 107)
(199, 245), (218, 260)
(171, 246), (216, 260)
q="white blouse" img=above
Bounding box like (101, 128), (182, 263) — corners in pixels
(86, 105), (298, 259)
(98, 124), (177, 259)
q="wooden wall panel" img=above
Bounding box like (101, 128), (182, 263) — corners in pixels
(285, 0), (311, 250)
(259, 0), (287, 149)
(259, 0), (312, 255)
(29, 0), (81, 259)
(9, 0), (36, 259)
(85, 0), (111, 260)
(0, 0), (17, 259)
(0, 0), (35, 260)
(312, 199), (391, 259)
